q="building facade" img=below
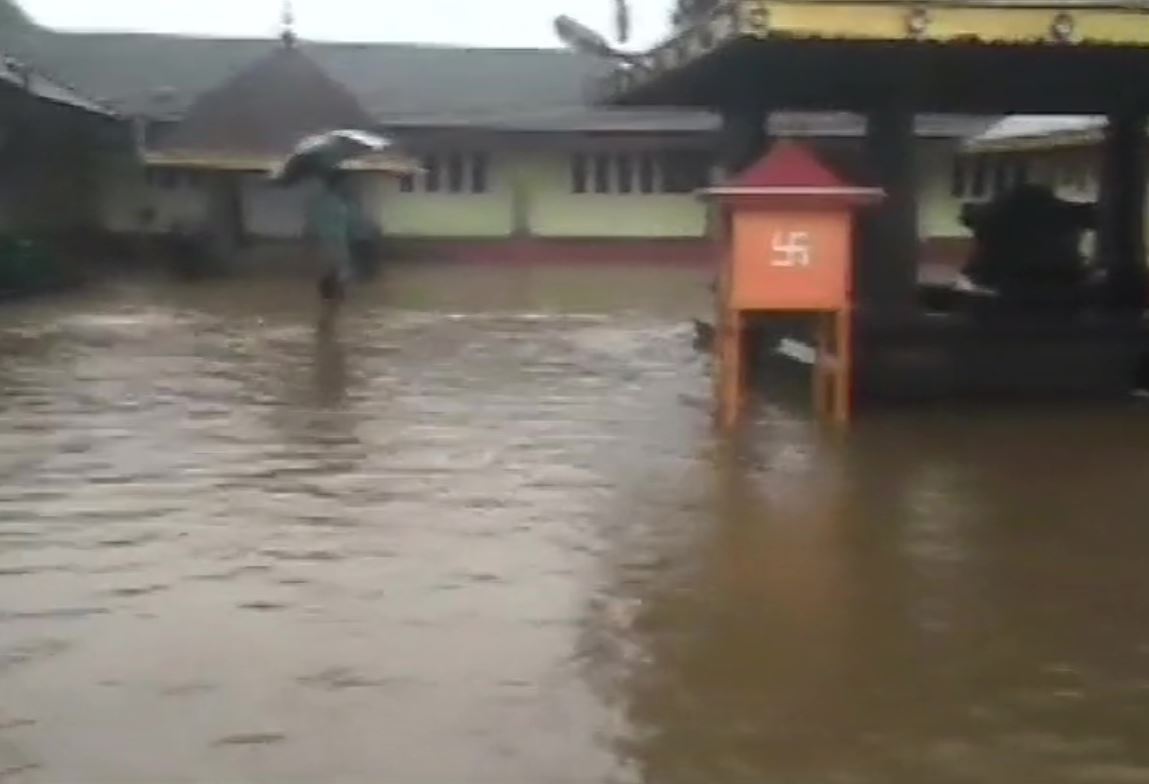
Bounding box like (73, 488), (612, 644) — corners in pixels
(0, 5), (995, 268)
(105, 109), (985, 267)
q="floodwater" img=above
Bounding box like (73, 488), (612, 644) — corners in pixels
(3, 263), (1149, 784)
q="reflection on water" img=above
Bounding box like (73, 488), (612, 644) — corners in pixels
(2, 264), (1149, 783)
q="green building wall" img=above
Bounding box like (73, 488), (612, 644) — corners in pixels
(115, 138), (978, 251)
(364, 161), (516, 238)
(518, 152), (710, 239)
(362, 149), (711, 240)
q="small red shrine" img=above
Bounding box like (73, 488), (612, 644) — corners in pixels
(706, 140), (882, 427)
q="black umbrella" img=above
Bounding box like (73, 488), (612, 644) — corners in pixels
(270, 129), (419, 186)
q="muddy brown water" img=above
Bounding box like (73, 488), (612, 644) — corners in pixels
(2, 264), (1149, 783)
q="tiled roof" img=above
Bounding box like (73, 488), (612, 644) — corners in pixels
(0, 48), (114, 117)
(155, 45), (374, 157)
(0, 26), (612, 121)
(0, 19), (993, 138)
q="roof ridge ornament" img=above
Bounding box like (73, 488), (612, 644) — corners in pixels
(280, 0), (297, 48)
(739, 0), (770, 37)
(1051, 11), (1076, 43)
(906, 6), (931, 40)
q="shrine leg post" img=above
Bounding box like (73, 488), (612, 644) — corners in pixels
(1098, 109), (1148, 311)
(718, 309), (745, 430)
(833, 307), (853, 427)
(814, 313), (833, 417)
(813, 309), (853, 427)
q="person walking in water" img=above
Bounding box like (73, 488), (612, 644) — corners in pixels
(310, 168), (357, 303)
(272, 129), (416, 302)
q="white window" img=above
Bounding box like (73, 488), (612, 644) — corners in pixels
(955, 155), (1032, 201)
(993, 156), (1029, 193)
(570, 151), (710, 194)
(400, 152), (489, 194)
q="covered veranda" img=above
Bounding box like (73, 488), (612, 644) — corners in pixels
(600, 0), (1149, 399)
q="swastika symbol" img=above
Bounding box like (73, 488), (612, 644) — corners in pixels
(770, 231), (812, 268)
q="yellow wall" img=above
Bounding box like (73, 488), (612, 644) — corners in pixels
(363, 157), (516, 238)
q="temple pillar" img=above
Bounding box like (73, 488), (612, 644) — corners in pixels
(712, 106), (770, 263)
(718, 106), (768, 175)
(1097, 110), (1148, 311)
(859, 106), (919, 312)
(715, 106), (769, 383)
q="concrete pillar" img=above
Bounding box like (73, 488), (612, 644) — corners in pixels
(1097, 110), (1148, 311)
(859, 107), (919, 312)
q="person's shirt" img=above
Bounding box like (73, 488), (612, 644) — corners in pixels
(307, 184), (353, 246)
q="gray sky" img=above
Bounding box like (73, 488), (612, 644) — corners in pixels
(21, 0), (676, 48)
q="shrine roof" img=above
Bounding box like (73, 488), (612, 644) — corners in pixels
(706, 139), (884, 203)
(726, 140), (849, 189)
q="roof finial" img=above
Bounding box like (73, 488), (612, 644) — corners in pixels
(280, 0), (297, 47)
